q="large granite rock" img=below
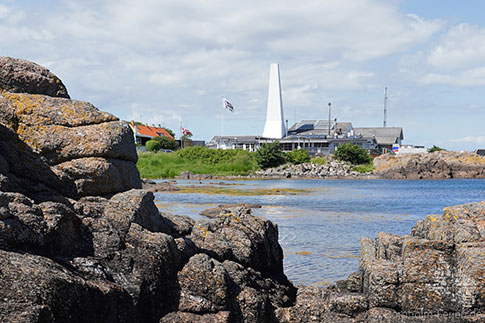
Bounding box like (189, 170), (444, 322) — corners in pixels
(0, 249), (136, 323)
(190, 207), (287, 281)
(0, 56), (70, 98)
(0, 60), (141, 199)
(374, 151), (485, 179)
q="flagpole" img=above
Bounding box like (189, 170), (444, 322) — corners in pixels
(179, 121), (183, 149)
(221, 96), (224, 149)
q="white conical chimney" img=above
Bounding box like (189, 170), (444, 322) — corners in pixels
(262, 63), (286, 138)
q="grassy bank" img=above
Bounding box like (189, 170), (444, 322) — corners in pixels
(352, 160), (374, 173)
(137, 147), (258, 178)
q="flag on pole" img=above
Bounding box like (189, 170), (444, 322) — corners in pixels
(182, 127), (192, 136)
(223, 98), (234, 112)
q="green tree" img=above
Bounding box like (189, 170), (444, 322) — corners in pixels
(334, 142), (372, 165)
(163, 128), (176, 138)
(154, 136), (178, 150)
(255, 142), (286, 169)
(145, 140), (161, 152)
(427, 145), (445, 153)
(286, 148), (311, 165)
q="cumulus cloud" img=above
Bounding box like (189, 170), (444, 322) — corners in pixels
(0, 0), (444, 139)
(406, 23), (485, 87)
(427, 24), (485, 70)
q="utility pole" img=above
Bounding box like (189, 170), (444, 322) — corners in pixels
(383, 87), (388, 127)
(328, 102), (331, 136)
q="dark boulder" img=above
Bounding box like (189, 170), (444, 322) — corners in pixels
(0, 250), (136, 323)
(0, 56), (70, 98)
(190, 207), (286, 280)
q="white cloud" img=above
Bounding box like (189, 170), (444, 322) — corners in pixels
(451, 136), (485, 144)
(420, 67), (485, 87)
(427, 24), (485, 70)
(0, 0), (450, 141)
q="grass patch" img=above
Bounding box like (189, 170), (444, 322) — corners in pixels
(137, 148), (259, 178)
(352, 161), (374, 173)
(311, 157), (327, 165)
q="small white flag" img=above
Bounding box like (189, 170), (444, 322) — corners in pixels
(223, 98), (234, 112)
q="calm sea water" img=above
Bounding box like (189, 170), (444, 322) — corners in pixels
(153, 179), (485, 286)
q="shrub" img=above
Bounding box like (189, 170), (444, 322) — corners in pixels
(286, 148), (311, 165)
(145, 140), (161, 152)
(255, 142), (286, 169)
(154, 136), (178, 150)
(334, 143), (372, 165)
(427, 145), (445, 153)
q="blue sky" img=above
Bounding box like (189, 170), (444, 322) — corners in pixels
(1, 0), (484, 150)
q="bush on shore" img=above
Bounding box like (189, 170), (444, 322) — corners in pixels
(427, 145), (446, 153)
(286, 148), (311, 165)
(255, 142), (286, 169)
(334, 143), (372, 165)
(145, 140), (161, 152)
(154, 136), (178, 151)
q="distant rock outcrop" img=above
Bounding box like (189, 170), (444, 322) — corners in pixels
(374, 151), (485, 179)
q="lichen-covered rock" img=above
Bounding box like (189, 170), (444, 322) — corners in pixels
(0, 191), (45, 251)
(0, 250), (136, 323)
(0, 88), (140, 199)
(374, 151), (485, 179)
(190, 207), (285, 280)
(0, 57), (302, 323)
(52, 157), (141, 197)
(160, 311), (231, 323)
(359, 201), (485, 318)
(178, 253), (230, 313)
(0, 56), (69, 98)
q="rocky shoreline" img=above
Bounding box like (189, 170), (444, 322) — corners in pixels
(169, 151), (485, 181)
(254, 160), (371, 179)
(374, 151), (485, 179)
(1, 57), (484, 322)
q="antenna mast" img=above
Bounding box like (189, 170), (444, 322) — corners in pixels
(383, 87), (388, 127)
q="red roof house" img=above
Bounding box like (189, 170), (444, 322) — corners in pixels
(129, 123), (174, 145)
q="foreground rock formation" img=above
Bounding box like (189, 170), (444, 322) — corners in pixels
(374, 151), (485, 179)
(0, 57), (295, 322)
(277, 201), (485, 322)
(1, 57), (484, 322)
